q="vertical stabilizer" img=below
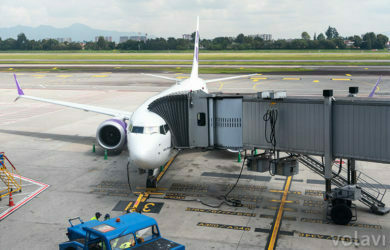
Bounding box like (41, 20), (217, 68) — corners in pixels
(190, 16), (200, 79)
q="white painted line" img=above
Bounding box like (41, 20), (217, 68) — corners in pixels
(0, 174), (49, 221)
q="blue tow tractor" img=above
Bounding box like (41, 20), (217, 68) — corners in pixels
(59, 213), (185, 250)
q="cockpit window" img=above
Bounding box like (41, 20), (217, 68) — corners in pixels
(130, 124), (169, 135)
(131, 126), (144, 134)
(144, 126), (160, 134)
(160, 124), (170, 135)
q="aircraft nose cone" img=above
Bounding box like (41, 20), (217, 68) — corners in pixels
(128, 134), (163, 169)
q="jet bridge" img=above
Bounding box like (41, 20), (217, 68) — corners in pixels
(148, 89), (390, 224)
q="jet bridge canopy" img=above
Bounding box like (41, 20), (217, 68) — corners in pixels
(148, 91), (390, 164)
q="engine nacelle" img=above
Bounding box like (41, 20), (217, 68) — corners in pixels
(96, 119), (127, 151)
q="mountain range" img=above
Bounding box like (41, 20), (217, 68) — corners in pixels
(0, 23), (146, 42)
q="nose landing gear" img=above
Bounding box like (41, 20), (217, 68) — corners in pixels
(146, 169), (158, 188)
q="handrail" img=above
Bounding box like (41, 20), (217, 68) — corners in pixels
(0, 152), (17, 171)
(298, 155), (387, 209)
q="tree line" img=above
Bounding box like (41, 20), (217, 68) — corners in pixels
(0, 27), (388, 51)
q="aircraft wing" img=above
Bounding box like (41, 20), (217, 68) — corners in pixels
(204, 73), (258, 83)
(142, 73), (179, 82)
(13, 74), (132, 120)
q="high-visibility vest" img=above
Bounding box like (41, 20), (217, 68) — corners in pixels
(90, 216), (98, 221)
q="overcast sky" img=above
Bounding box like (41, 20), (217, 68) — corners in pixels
(0, 0), (388, 39)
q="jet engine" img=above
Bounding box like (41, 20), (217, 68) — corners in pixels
(96, 119), (127, 151)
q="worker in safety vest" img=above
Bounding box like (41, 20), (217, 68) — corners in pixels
(90, 212), (102, 221)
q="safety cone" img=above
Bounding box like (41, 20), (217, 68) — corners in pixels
(8, 191), (15, 207)
(104, 150), (108, 160)
(237, 152), (242, 162)
(92, 144), (95, 153)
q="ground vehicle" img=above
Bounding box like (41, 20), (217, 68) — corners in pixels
(59, 213), (185, 250)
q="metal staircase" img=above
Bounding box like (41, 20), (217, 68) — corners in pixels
(299, 155), (389, 215)
(0, 152), (22, 200)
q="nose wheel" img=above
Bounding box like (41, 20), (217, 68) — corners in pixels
(146, 169), (157, 188)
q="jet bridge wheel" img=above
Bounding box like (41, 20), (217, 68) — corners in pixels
(331, 199), (353, 225)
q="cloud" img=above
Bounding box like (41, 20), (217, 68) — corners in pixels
(0, 0), (388, 39)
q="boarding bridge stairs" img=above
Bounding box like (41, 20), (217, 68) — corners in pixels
(0, 152), (22, 200)
(299, 155), (389, 215)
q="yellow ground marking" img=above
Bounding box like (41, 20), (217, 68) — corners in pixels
(364, 68), (368, 70)
(270, 199), (295, 203)
(313, 80), (319, 83)
(252, 80), (259, 82)
(218, 82), (225, 90)
(136, 187), (168, 191)
(253, 82), (263, 90)
(8, 68), (14, 70)
(133, 191), (163, 195)
(331, 78), (351, 81)
(250, 77), (268, 80)
(346, 74), (352, 76)
(176, 76), (189, 79)
(57, 75), (72, 78)
(283, 78), (301, 80)
(92, 75), (108, 78)
(269, 189), (299, 194)
(268, 176), (292, 250)
(156, 156), (176, 183)
(256, 73), (263, 75)
(239, 67), (245, 69)
(267, 206), (296, 212)
(52, 67), (57, 70)
(114, 67), (121, 69)
(130, 193), (145, 212)
(124, 201), (133, 211)
(32, 74), (46, 77)
(176, 67), (181, 69)
(15, 73), (24, 76)
(175, 73), (183, 75)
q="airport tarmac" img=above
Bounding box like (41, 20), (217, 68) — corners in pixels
(0, 72), (390, 249)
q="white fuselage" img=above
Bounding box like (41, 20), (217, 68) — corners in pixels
(127, 77), (208, 169)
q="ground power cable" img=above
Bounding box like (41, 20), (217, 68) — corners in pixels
(147, 153), (248, 209)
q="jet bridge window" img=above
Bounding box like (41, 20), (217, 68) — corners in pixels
(197, 112), (206, 126)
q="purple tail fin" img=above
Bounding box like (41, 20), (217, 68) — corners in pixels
(368, 76), (382, 98)
(14, 73), (24, 96)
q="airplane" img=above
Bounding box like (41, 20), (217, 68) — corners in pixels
(12, 17), (256, 188)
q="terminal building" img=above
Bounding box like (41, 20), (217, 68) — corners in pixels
(55, 37), (72, 43)
(120, 35), (147, 43)
(94, 36), (112, 42)
(249, 34), (273, 41)
(182, 34), (192, 40)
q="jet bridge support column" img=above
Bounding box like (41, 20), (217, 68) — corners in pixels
(323, 90), (333, 196)
(350, 159), (357, 185)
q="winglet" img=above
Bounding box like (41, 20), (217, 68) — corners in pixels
(368, 76), (382, 97)
(14, 73), (24, 96)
